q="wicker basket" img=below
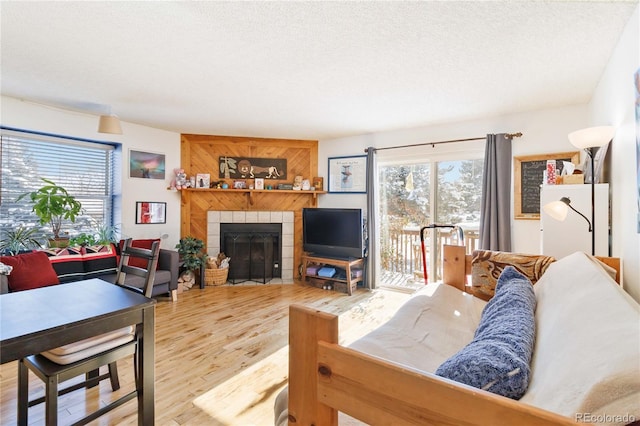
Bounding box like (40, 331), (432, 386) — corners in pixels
(204, 268), (229, 286)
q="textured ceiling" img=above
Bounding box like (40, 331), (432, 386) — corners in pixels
(1, 1), (637, 140)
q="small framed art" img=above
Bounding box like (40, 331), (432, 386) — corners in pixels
(312, 177), (324, 191)
(233, 180), (247, 189)
(135, 202), (166, 224)
(254, 178), (264, 190)
(195, 174), (210, 188)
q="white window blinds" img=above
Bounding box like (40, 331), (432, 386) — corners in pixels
(0, 129), (116, 243)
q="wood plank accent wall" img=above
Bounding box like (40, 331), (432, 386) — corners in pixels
(180, 134), (320, 278)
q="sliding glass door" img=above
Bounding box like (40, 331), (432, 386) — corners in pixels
(377, 155), (483, 290)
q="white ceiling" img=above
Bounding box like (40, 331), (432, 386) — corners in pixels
(1, 1), (637, 140)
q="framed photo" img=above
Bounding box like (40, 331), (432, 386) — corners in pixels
(312, 177), (324, 191)
(328, 155), (367, 193)
(195, 173), (210, 188)
(254, 178), (264, 190)
(129, 149), (166, 179)
(233, 180), (247, 189)
(135, 202), (166, 224)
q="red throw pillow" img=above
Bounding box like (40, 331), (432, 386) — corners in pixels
(118, 239), (160, 269)
(1, 251), (60, 292)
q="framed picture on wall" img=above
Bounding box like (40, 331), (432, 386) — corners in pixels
(129, 150), (166, 179)
(328, 155), (367, 193)
(135, 201), (166, 224)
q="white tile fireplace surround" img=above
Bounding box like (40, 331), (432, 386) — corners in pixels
(207, 211), (294, 284)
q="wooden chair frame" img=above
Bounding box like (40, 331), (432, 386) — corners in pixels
(17, 239), (161, 425)
(115, 238), (160, 298)
(287, 246), (622, 426)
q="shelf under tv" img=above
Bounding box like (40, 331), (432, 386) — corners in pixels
(301, 254), (364, 296)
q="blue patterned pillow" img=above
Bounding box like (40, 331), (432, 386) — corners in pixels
(435, 266), (536, 399)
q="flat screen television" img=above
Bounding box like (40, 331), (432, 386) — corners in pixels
(302, 208), (364, 259)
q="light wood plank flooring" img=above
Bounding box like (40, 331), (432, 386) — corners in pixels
(1, 284), (411, 425)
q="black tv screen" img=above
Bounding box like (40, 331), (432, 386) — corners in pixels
(302, 208), (364, 259)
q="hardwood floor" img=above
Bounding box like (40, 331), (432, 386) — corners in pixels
(0, 284), (411, 425)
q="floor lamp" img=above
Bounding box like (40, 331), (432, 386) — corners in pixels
(544, 126), (614, 256)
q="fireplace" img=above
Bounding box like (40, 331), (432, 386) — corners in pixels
(207, 211), (294, 284)
(220, 223), (282, 284)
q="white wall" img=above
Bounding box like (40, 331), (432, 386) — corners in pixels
(1, 96), (182, 250)
(590, 4), (639, 301)
(319, 5), (640, 303)
(319, 104), (590, 253)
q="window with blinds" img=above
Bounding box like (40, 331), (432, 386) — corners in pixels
(0, 129), (116, 244)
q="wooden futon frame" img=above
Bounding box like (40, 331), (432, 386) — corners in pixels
(287, 245), (621, 426)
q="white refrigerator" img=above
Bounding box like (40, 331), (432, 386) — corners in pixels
(539, 183), (609, 258)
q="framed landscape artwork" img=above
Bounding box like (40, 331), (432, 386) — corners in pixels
(129, 150), (166, 179)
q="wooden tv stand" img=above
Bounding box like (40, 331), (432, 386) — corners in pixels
(301, 254), (364, 295)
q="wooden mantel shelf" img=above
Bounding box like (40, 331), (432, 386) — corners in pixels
(185, 188), (326, 195)
(180, 187), (327, 206)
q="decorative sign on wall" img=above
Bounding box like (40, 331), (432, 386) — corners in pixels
(219, 157), (287, 179)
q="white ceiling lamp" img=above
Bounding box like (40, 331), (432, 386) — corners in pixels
(98, 113), (123, 134)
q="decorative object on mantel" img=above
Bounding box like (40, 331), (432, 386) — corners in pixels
(204, 252), (231, 286)
(292, 175), (303, 190)
(219, 156), (287, 179)
(195, 173), (210, 188)
(313, 177), (323, 190)
(170, 168), (190, 190)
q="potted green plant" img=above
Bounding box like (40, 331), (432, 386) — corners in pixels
(175, 236), (207, 283)
(0, 225), (43, 255)
(69, 221), (120, 247)
(17, 178), (83, 248)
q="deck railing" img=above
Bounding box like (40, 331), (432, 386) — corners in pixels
(380, 226), (479, 283)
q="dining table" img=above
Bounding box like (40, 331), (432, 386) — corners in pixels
(0, 278), (156, 425)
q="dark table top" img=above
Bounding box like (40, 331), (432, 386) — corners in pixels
(0, 278), (155, 363)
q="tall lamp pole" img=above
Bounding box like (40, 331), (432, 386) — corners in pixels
(567, 126), (615, 256)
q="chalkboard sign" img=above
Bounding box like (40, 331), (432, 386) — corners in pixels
(514, 152), (580, 220)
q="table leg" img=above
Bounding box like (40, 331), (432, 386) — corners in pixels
(17, 359), (28, 426)
(138, 305), (155, 425)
